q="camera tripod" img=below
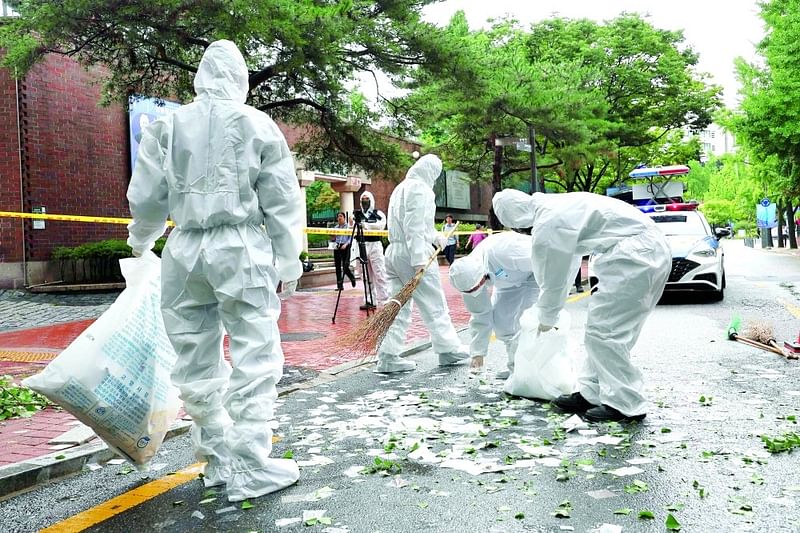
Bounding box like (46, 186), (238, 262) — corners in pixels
(332, 211), (376, 324)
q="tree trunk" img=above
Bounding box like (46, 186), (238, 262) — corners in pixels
(787, 201), (797, 249)
(489, 133), (503, 230)
(777, 201), (785, 248)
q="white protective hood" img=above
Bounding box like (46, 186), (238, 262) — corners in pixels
(406, 154), (443, 189)
(493, 189), (535, 229)
(194, 40), (250, 103)
(360, 190), (376, 212)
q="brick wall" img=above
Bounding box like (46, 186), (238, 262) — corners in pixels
(15, 55), (129, 261)
(0, 65), (23, 263)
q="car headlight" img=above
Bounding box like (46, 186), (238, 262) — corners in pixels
(689, 244), (717, 257)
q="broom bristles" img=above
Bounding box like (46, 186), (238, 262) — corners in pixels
(335, 274), (424, 360)
(745, 321), (775, 344)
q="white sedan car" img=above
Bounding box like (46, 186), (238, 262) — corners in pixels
(589, 203), (729, 301)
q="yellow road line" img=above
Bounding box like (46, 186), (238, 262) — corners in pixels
(0, 350), (57, 362)
(42, 435), (282, 531)
(778, 298), (800, 319)
(567, 290), (591, 304)
(40, 463), (204, 532)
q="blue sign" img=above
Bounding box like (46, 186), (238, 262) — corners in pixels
(760, 198), (771, 207)
(756, 201), (777, 229)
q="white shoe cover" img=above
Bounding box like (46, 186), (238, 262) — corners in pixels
(495, 369), (511, 380)
(438, 348), (470, 366)
(202, 457), (231, 488)
(226, 458), (300, 502)
(374, 354), (416, 373)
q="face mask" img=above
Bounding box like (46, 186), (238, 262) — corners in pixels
(360, 200), (370, 211)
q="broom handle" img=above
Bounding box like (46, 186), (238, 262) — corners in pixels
(412, 222), (459, 282)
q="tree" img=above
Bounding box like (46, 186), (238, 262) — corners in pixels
(399, 13), (721, 197)
(0, 0), (455, 175)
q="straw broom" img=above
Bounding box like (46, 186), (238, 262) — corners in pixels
(336, 222), (459, 360)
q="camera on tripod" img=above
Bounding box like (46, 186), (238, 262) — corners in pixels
(353, 209), (377, 225)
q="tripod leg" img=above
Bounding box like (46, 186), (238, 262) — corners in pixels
(332, 286), (343, 324)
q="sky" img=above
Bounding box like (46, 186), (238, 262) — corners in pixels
(421, 0), (765, 108)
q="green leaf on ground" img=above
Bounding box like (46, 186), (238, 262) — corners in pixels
(199, 497), (217, 504)
(761, 432), (800, 454)
(614, 508), (633, 515)
(241, 500), (254, 510)
(514, 512), (525, 519)
(666, 513), (682, 530)
(417, 502), (428, 509)
(638, 510), (655, 519)
(282, 450), (294, 459)
(624, 480), (649, 493)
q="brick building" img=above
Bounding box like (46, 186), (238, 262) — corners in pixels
(0, 53), (491, 289)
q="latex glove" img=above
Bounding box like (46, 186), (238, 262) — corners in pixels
(469, 355), (485, 374)
(435, 234), (449, 249)
(278, 279), (298, 301)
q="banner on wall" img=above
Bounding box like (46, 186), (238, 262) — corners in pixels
(128, 96), (181, 171)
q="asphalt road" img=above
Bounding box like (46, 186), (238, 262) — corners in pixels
(2, 240), (800, 533)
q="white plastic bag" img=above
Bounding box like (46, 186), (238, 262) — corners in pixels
(23, 253), (181, 467)
(504, 308), (577, 401)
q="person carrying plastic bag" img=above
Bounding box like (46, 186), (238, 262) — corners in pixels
(492, 189), (670, 422)
(126, 40), (304, 501)
(448, 231), (540, 378)
(23, 253), (180, 468)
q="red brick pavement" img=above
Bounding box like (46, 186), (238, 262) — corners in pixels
(0, 266), (471, 467)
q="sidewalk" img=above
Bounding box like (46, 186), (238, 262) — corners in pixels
(0, 266), (472, 493)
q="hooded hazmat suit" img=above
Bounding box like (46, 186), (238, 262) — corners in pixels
(126, 40), (303, 501)
(358, 191), (390, 304)
(375, 155), (469, 373)
(492, 190), (670, 418)
(449, 231), (540, 378)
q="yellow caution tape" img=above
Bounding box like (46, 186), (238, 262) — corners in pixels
(0, 211), (495, 237)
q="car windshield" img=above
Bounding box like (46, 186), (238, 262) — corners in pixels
(649, 213), (708, 236)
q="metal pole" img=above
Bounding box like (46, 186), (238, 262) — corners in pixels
(529, 124), (540, 193)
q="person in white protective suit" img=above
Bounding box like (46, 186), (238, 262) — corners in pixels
(448, 231), (541, 379)
(126, 40), (303, 501)
(492, 189), (670, 422)
(357, 191), (389, 308)
(375, 154), (470, 373)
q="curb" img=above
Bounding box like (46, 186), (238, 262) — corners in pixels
(0, 420), (192, 501)
(0, 329), (460, 501)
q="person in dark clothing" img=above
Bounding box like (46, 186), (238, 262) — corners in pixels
(331, 212), (356, 290)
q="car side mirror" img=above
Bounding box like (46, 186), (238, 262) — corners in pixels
(714, 227), (731, 240)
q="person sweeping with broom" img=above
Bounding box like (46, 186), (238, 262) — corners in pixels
(374, 154), (470, 373)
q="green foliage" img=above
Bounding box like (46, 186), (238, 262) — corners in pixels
(0, 375), (52, 420)
(360, 456), (402, 475)
(761, 432), (800, 454)
(400, 13), (720, 193)
(306, 181), (341, 213)
(0, 0), (448, 175)
(51, 238), (166, 260)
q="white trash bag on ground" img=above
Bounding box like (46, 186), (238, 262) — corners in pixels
(504, 308), (577, 401)
(23, 253), (181, 468)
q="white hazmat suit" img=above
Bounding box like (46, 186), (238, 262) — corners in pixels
(449, 231), (540, 378)
(357, 191), (390, 304)
(376, 155), (469, 373)
(127, 40), (303, 501)
(492, 190), (670, 420)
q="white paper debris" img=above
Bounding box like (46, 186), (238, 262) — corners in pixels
(191, 511), (205, 520)
(276, 517), (302, 527)
(587, 489), (617, 499)
(562, 414), (588, 432)
(440, 459), (504, 475)
(625, 457), (654, 465)
(85, 463), (102, 471)
(302, 510), (328, 522)
(215, 506), (237, 514)
(591, 525), (622, 533)
(343, 465), (365, 478)
(107, 459), (126, 465)
(605, 466), (644, 477)
(296, 455), (334, 467)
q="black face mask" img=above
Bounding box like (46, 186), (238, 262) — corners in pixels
(360, 200), (370, 211)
